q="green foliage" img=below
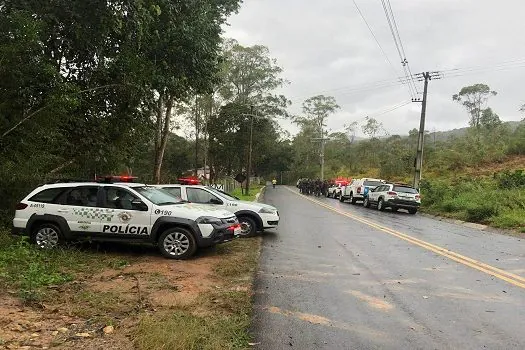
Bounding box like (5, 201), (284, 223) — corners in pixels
(452, 83), (497, 128)
(496, 170), (525, 188)
(420, 178), (524, 228)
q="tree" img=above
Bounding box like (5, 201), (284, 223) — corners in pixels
(296, 95), (340, 135)
(452, 84), (497, 128)
(361, 116), (383, 138)
(344, 121), (359, 143)
(220, 39), (286, 103)
(146, 1), (242, 183)
(480, 107), (502, 130)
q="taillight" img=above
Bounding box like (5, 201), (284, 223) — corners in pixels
(387, 192), (397, 196)
(357, 186), (362, 193)
(228, 224), (241, 231)
(15, 203), (28, 210)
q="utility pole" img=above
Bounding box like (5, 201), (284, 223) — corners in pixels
(242, 106), (261, 195)
(311, 130), (330, 181)
(413, 71), (441, 189)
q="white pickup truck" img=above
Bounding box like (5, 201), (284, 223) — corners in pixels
(340, 178), (386, 204)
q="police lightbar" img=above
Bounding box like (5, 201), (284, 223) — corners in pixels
(178, 177), (200, 185)
(96, 175), (138, 183)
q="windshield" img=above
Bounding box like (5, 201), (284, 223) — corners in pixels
(393, 186), (419, 194)
(206, 186), (238, 201)
(364, 180), (384, 187)
(133, 186), (184, 205)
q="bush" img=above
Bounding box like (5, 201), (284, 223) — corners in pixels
(496, 170), (525, 188)
(465, 203), (500, 223)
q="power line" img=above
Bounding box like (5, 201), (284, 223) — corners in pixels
(351, 0), (415, 99)
(380, 0), (419, 97)
(287, 57), (525, 104)
(352, 0), (398, 76)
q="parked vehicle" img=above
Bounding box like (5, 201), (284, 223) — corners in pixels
(340, 178), (386, 204)
(327, 179), (350, 199)
(364, 183), (421, 214)
(12, 176), (240, 259)
(153, 184), (279, 236)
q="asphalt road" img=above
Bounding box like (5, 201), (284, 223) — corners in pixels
(252, 186), (525, 350)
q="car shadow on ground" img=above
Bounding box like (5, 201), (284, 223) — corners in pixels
(63, 240), (224, 260)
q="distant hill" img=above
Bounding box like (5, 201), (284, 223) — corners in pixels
(426, 120), (524, 142)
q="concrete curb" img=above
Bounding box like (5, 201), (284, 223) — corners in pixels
(255, 186), (266, 202)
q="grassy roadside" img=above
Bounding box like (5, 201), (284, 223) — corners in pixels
(230, 185), (265, 202)
(133, 238), (261, 350)
(0, 186), (264, 349)
(419, 170), (525, 233)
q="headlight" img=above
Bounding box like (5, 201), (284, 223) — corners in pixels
(196, 216), (222, 225)
(259, 207), (276, 214)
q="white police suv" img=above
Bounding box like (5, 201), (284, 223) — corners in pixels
(152, 184), (279, 236)
(12, 176), (240, 259)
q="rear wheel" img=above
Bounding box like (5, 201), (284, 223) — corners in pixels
(350, 193), (357, 204)
(377, 198), (385, 211)
(32, 223), (63, 249)
(158, 227), (197, 259)
(238, 216), (257, 236)
(408, 208), (418, 215)
(391, 207), (399, 212)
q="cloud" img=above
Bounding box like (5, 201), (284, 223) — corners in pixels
(223, 0), (525, 136)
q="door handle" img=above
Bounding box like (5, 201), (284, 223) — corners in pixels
(57, 209), (69, 213)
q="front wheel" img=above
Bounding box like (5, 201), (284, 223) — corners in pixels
(31, 223), (64, 249)
(238, 216), (257, 236)
(377, 198), (385, 211)
(408, 208), (418, 215)
(391, 207), (399, 212)
(363, 197), (371, 208)
(158, 227), (197, 259)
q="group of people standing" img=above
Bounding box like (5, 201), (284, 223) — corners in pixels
(297, 178), (333, 197)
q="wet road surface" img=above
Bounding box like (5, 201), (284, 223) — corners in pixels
(252, 186), (525, 350)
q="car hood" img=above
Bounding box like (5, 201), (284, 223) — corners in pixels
(162, 203), (233, 219)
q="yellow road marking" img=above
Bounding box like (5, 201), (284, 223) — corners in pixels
(286, 187), (525, 290)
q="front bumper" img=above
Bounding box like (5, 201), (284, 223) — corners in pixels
(196, 222), (238, 247)
(260, 212), (279, 229)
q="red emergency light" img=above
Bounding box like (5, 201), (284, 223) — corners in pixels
(96, 175), (138, 183)
(178, 177), (200, 185)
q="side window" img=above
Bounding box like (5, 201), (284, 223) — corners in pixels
(105, 187), (142, 211)
(65, 186), (99, 207)
(163, 187), (182, 199)
(187, 188), (221, 204)
(29, 188), (66, 204)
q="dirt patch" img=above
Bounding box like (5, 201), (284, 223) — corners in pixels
(346, 290), (394, 311)
(0, 251), (233, 349)
(266, 306), (330, 325)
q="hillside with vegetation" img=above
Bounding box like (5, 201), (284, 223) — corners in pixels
(285, 84), (525, 232)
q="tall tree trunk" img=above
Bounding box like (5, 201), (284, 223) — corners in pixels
(153, 94), (174, 184)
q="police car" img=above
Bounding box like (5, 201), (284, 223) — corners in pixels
(152, 184), (279, 236)
(11, 176), (241, 259)
(364, 182), (421, 214)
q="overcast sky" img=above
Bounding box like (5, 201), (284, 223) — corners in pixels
(222, 0), (525, 137)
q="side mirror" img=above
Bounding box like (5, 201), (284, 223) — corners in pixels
(131, 199), (148, 211)
(209, 198), (223, 205)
